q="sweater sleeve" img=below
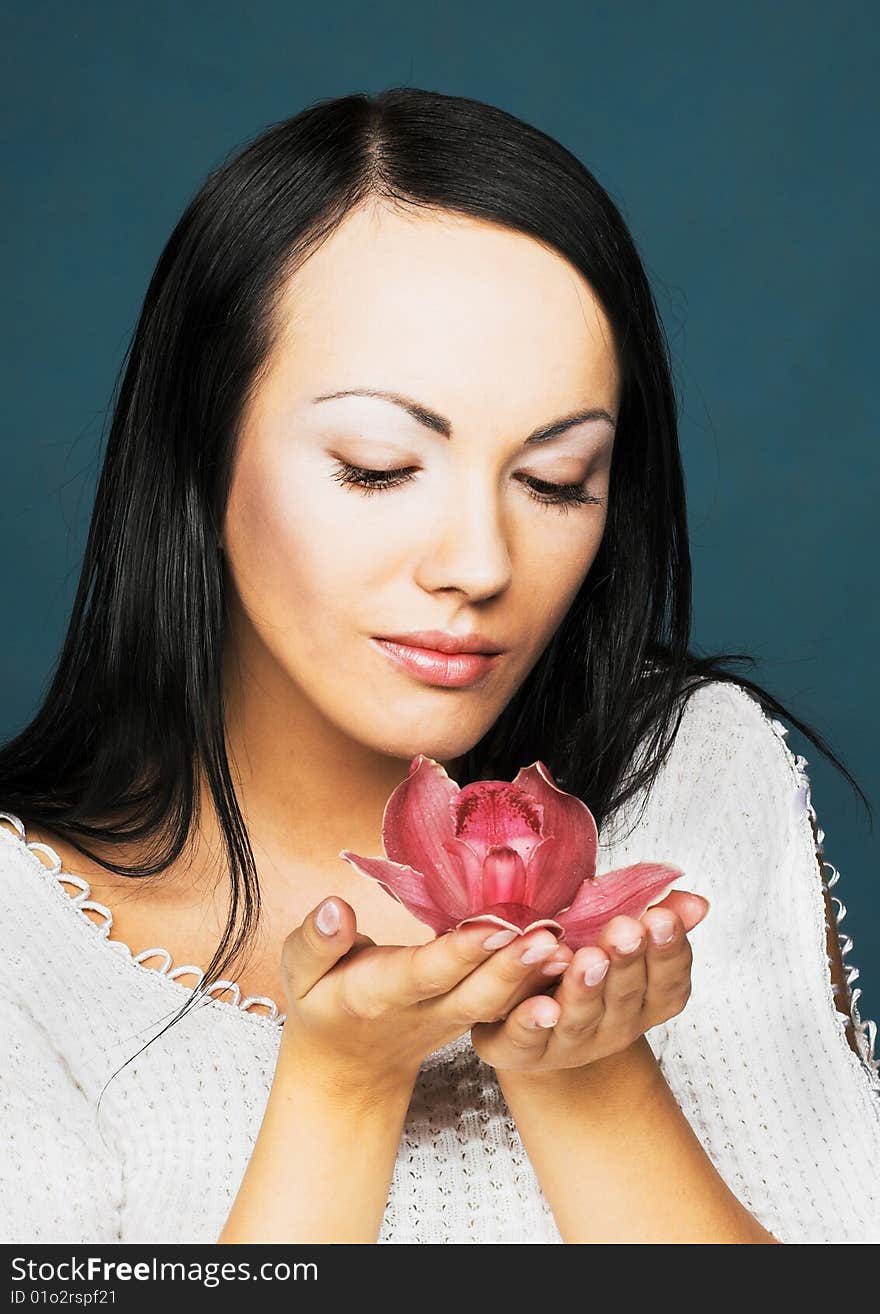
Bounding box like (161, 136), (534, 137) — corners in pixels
(640, 681), (880, 1245)
(0, 984), (124, 1243)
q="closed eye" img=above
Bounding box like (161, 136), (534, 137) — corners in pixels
(329, 461), (605, 514)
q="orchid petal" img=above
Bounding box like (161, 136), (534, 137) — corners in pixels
(381, 756), (465, 892)
(338, 851), (463, 933)
(518, 834), (591, 919)
(455, 903), (565, 937)
(554, 862), (685, 951)
(511, 761), (599, 897)
(440, 837), (484, 910)
(380, 756), (462, 867)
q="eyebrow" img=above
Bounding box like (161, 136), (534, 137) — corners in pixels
(311, 388), (616, 445)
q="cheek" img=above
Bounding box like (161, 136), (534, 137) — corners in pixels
(225, 457), (387, 623)
(504, 520), (604, 670)
(518, 515), (605, 616)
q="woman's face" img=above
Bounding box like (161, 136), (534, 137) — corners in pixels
(222, 200), (620, 766)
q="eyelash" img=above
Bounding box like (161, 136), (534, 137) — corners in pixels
(329, 461), (605, 514)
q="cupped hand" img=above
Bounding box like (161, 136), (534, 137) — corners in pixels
(278, 896), (600, 1093)
(469, 890), (710, 1072)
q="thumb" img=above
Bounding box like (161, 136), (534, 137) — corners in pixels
(282, 897), (358, 999)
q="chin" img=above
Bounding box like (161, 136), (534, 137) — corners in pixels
(367, 724), (485, 766)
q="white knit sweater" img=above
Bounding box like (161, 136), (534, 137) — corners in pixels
(1, 680), (878, 1244)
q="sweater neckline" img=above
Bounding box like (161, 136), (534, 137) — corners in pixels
(0, 810), (289, 1032)
(0, 810), (472, 1067)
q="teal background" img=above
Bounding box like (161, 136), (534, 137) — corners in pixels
(1, 2), (878, 1029)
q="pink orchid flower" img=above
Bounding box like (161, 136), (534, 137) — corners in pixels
(339, 755), (684, 951)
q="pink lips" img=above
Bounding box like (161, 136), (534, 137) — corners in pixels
(371, 639), (502, 688)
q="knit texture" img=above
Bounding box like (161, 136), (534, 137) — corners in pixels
(1, 679), (878, 1243)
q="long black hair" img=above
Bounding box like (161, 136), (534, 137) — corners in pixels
(0, 87), (870, 1078)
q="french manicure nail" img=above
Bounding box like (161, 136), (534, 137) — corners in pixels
(649, 917), (676, 945)
(520, 940), (557, 964)
(532, 1006), (558, 1027)
(316, 899), (340, 935)
(482, 929), (518, 950)
(541, 958), (568, 975)
(583, 958), (610, 986)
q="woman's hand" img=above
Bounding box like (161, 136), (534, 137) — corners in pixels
(469, 890), (709, 1072)
(278, 896), (606, 1094)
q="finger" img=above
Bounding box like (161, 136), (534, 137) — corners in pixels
(641, 905), (694, 1018)
(282, 897), (362, 999)
(538, 941), (576, 978)
(390, 922), (546, 1010)
(547, 945), (610, 1041)
(440, 929), (565, 1023)
(595, 914), (648, 1034)
(480, 989), (563, 1065)
(476, 938), (575, 1021)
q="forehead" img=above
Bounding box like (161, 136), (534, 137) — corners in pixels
(268, 202), (620, 419)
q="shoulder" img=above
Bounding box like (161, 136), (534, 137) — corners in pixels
(614, 678), (811, 901)
(0, 811), (42, 892)
(0, 812), (76, 999)
(670, 677), (800, 768)
(655, 677), (805, 827)
(626, 682), (808, 970)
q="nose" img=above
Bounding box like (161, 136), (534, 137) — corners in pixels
(414, 472), (513, 602)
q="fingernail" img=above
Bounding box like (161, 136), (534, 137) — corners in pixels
(583, 958), (610, 986)
(648, 916), (676, 946)
(316, 899), (340, 935)
(520, 939), (557, 965)
(482, 929), (518, 950)
(532, 1005), (558, 1027)
(541, 958), (568, 975)
(612, 936), (642, 955)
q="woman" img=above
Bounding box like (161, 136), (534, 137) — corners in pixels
(1, 87), (877, 1245)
